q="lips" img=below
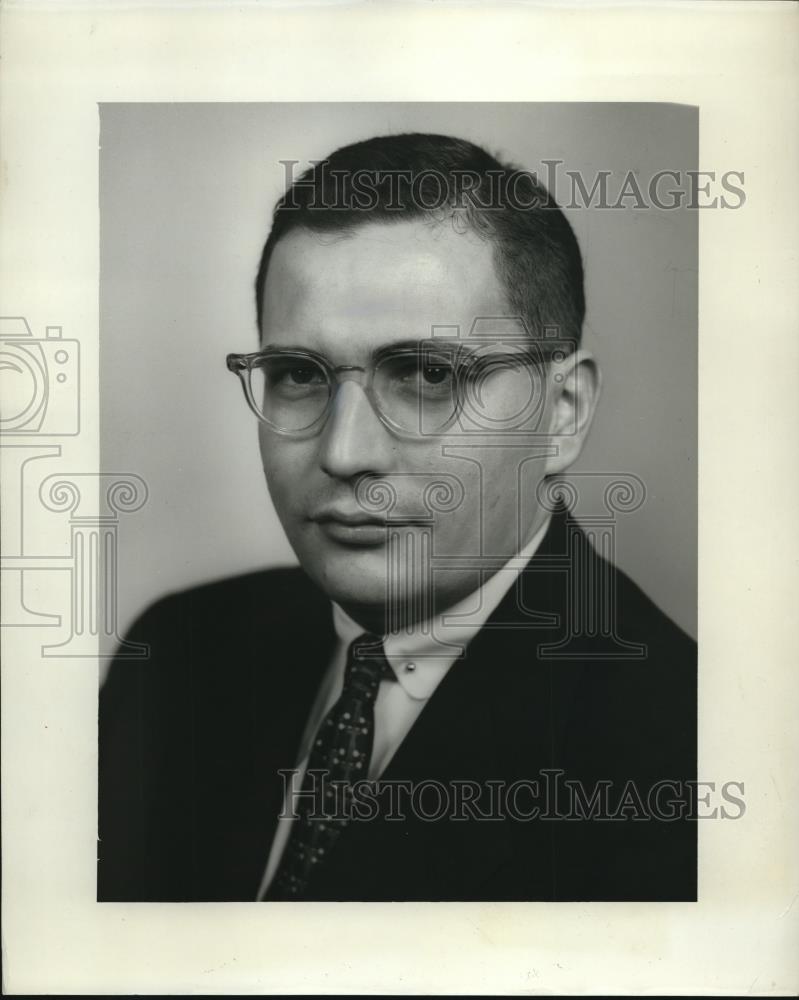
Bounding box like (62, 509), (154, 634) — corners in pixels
(311, 510), (389, 547)
(310, 509), (427, 547)
(313, 509), (388, 527)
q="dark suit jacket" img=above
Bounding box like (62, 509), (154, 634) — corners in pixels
(98, 508), (697, 902)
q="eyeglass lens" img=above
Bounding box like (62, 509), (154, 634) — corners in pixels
(249, 347), (549, 435)
(249, 351), (460, 434)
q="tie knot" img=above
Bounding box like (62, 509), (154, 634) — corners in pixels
(344, 633), (394, 695)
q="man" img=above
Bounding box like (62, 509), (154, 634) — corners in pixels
(98, 133), (696, 902)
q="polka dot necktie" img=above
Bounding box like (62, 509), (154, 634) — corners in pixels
(265, 632), (395, 900)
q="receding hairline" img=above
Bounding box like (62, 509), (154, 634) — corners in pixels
(258, 212), (512, 332)
(254, 132), (585, 344)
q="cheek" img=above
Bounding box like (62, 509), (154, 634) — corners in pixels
(473, 459), (518, 542)
(443, 448), (549, 534)
(258, 434), (312, 510)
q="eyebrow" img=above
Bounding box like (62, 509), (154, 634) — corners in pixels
(258, 338), (450, 362)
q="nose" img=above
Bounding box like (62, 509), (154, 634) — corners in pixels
(318, 379), (395, 480)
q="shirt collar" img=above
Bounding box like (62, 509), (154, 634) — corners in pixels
(331, 515), (552, 701)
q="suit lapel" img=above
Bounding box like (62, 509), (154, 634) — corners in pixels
(204, 573), (337, 899)
(306, 509), (581, 900)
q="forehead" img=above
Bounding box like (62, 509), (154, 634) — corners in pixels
(260, 219), (510, 355)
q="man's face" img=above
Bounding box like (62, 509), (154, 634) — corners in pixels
(258, 220), (562, 628)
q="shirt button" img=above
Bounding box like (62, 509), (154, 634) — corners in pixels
(405, 662), (416, 672)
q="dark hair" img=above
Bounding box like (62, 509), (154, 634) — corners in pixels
(255, 132), (585, 345)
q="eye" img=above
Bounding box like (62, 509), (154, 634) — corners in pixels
(265, 360), (326, 384)
(378, 351), (457, 403)
(286, 365), (321, 385)
(421, 364), (452, 385)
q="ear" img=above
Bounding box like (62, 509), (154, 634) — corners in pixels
(544, 350), (601, 476)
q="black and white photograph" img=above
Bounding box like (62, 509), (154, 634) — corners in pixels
(98, 103), (699, 903)
(1, 4), (796, 995)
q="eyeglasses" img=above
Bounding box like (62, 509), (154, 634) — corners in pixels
(226, 341), (569, 438)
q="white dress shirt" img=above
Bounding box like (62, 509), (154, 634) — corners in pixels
(257, 515), (552, 899)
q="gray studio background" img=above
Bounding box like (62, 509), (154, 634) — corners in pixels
(101, 103), (697, 640)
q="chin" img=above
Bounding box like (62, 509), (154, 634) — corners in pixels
(289, 525), (471, 624)
(299, 545), (391, 606)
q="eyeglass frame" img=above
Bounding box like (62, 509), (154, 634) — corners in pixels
(225, 340), (573, 439)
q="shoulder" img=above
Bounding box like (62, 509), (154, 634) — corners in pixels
(525, 508), (696, 665)
(613, 559), (696, 662)
(126, 564), (327, 637)
(518, 512), (696, 772)
(103, 564), (331, 699)
(564, 551), (696, 777)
